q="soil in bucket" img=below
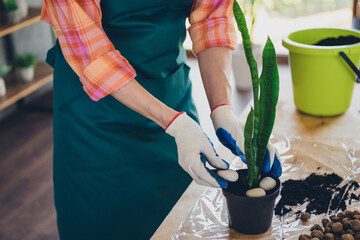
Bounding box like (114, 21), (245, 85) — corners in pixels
(282, 28), (360, 116)
(223, 170), (281, 234)
(315, 35), (360, 46)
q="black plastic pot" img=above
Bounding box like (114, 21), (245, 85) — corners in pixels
(222, 169), (281, 235)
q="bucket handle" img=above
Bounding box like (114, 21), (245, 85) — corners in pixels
(339, 51), (360, 83)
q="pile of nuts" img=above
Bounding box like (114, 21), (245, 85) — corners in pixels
(299, 210), (360, 240)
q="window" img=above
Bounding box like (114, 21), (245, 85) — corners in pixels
(184, 0), (352, 55)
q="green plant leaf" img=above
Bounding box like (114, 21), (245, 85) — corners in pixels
(233, 1), (279, 187)
(233, 1), (258, 86)
(256, 37), (279, 171)
(244, 107), (256, 188)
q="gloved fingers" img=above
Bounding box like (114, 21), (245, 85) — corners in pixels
(201, 143), (229, 170)
(217, 169), (239, 182)
(198, 154), (228, 188)
(262, 143), (280, 173)
(270, 154), (282, 178)
(268, 143), (276, 168)
(215, 128), (238, 155)
(188, 166), (221, 188)
(262, 148), (272, 173)
(216, 128), (246, 164)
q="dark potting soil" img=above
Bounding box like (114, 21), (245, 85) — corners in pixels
(315, 35), (360, 46)
(275, 173), (360, 217)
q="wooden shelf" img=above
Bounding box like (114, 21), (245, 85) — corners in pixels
(0, 62), (53, 111)
(0, 7), (41, 38)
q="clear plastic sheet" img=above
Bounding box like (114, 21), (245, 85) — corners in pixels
(171, 134), (360, 239)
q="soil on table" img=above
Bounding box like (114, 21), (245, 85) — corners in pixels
(315, 35), (360, 46)
(275, 173), (360, 217)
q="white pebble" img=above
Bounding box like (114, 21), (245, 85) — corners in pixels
(246, 188), (266, 198)
(259, 177), (277, 191)
(217, 170), (238, 182)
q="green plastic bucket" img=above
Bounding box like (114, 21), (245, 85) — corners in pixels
(282, 28), (360, 116)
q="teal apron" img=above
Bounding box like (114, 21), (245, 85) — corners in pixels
(46, 0), (197, 239)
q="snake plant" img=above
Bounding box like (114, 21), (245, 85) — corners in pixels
(233, 1), (279, 188)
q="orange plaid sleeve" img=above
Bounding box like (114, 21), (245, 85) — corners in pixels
(41, 0), (136, 101)
(188, 0), (237, 55)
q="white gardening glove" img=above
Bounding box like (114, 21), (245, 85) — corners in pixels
(166, 112), (238, 188)
(211, 105), (282, 177)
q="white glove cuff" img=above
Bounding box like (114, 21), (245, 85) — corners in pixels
(165, 112), (199, 138)
(211, 105), (237, 130)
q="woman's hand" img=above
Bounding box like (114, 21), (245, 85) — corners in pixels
(166, 112), (238, 188)
(111, 80), (238, 188)
(211, 105), (282, 177)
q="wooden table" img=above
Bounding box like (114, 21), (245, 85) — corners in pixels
(151, 64), (360, 239)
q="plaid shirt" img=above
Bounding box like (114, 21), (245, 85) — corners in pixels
(41, 0), (236, 101)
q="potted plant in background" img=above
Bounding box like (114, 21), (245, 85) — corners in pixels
(5, 0), (21, 24)
(232, 0), (264, 90)
(13, 53), (37, 83)
(16, 0), (28, 19)
(0, 65), (10, 97)
(222, 1), (281, 235)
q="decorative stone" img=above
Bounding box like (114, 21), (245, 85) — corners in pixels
(259, 177), (277, 191)
(246, 188), (266, 198)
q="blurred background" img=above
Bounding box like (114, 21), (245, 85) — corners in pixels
(0, 1), (357, 239)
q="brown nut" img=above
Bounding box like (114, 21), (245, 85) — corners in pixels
(311, 230), (324, 239)
(324, 233), (335, 240)
(311, 224), (323, 231)
(299, 234), (311, 240)
(345, 210), (354, 219)
(354, 232), (360, 240)
(301, 212), (311, 221)
(327, 222), (335, 228)
(331, 215), (341, 222)
(343, 220), (352, 230)
(323, 219), (330, 227)
(325, 227), (332, 233)
(341, 234), (355, 240)
(338, 212), (346, 219)
(353, 210), (360, 216)
(332, 222), (344, 233)
(350, 220), (360, 231)
(346, 229), (355, 236)
(312, 238), (320, 240)
(353, 215), (360, 220)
